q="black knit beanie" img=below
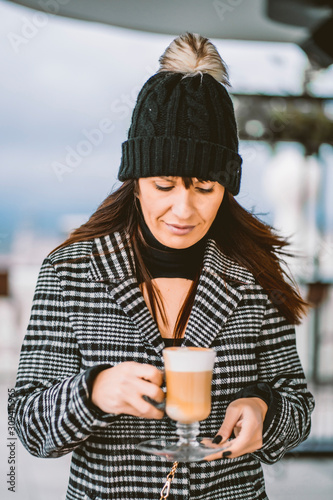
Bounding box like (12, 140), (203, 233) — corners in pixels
(118, 34), (242, 195)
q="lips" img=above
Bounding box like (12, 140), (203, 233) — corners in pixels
(165, 223), (195, 235)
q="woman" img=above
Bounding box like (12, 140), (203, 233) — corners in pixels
(11, 33), (314, 499)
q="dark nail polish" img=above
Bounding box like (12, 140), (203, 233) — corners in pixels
(222, 451), (232, 458)
(212, 435), (222, 444)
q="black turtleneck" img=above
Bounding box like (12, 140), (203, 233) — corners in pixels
(138, 214), (208, 282)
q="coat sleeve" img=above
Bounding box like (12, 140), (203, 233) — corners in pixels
(252, 296), (315, 464)
(10, 258), (118, 459)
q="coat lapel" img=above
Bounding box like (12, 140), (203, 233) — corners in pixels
(183, 239), (255, 348)
(87, 233), (255, 353)
(87, 233), (165, 354)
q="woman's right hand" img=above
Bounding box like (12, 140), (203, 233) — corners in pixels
(91, 361), (165, 419)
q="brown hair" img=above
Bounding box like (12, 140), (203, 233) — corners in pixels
(52, 179), (307, 337)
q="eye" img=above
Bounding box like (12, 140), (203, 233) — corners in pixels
(196, 187), (214, 193)
(194, 179), (215, 193)
(155, 184), (174, 191)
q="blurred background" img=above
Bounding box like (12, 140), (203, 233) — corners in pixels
(0, 0), (332, 498)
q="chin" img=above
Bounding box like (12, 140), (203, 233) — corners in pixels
(166, 235), (199, 249)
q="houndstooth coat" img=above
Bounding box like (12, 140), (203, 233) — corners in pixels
(12, 233), (314, 500)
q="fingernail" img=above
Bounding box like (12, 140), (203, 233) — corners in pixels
(142, 395), (165, 410)
(222, 451), (232, 458)
(212, 435), (222, 444)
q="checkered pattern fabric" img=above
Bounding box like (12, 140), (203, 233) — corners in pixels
(12, 234), (314, 499)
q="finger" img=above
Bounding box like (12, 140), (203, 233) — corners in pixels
(137, 379), (165, 403)
(204, 435), (251, 461)
(231, 433), (263, 457)
(142, 395), (165, 411)
(213, 405), (242, 444)
(135, 363), (164, 386)
(219, 437), (261, 458)
(233, 425), (241, 438)
(204, 443), (232, 462)
(150, 386), (165, 403)
(141, 385), (166, 411)
(107, 392), (164, 419)
(131, 394), (165, 420)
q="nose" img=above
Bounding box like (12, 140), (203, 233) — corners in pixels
(171, 187), (195, 220)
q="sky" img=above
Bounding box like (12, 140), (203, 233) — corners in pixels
(0, 0), (333, 255)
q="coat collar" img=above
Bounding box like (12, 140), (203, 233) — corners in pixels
(87, 232), (254, 286)
(87, 232), (255, 353)
(88, 232), (136, 283)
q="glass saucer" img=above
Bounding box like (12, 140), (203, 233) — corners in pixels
(137, 437), (230, 462)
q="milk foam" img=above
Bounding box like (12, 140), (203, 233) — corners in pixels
(163, 347), (216, 372)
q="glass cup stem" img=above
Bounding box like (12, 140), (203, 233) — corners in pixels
(176, 421), (200, 447)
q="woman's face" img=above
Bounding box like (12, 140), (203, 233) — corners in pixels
(137, 177), (225, 249)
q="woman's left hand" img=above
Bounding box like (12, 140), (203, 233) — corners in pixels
(205, 397), (268, 461)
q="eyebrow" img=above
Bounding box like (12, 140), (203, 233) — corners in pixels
(156, 176), (177, 181)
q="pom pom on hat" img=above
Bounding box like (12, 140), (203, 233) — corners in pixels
(158, 32), (230, 86)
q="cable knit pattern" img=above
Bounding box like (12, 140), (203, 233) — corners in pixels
(118, 72), (242, 195)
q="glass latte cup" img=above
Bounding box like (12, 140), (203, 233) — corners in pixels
(163, 347), (215, 423)
(138, 346), (229, 462)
